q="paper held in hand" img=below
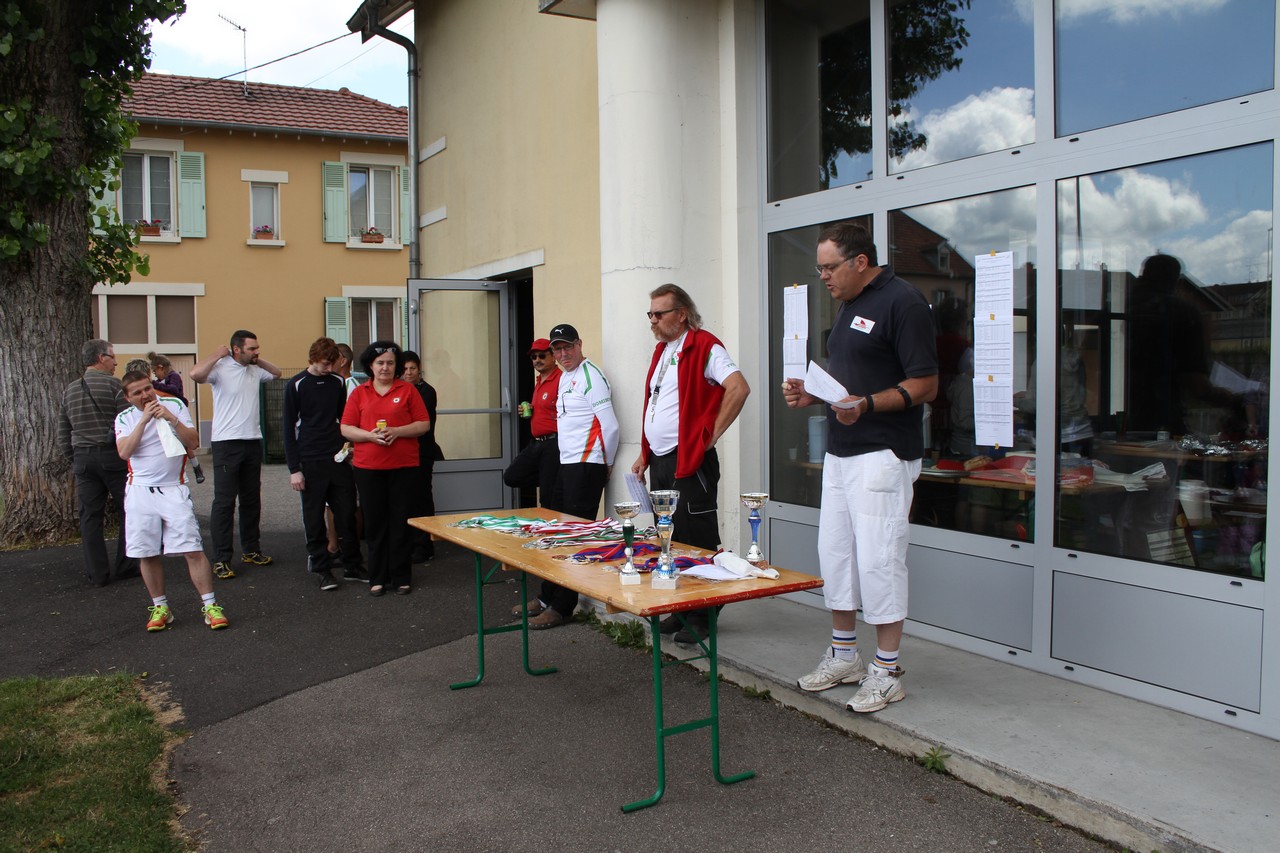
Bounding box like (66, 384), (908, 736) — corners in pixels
(802, 361), (858, 409)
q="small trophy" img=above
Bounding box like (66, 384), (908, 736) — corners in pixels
(649, 489), (681, 590)
(741, 492), (769, 566)
(614, 501), (642, 585)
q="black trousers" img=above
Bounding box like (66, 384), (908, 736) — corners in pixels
(73, 446), (135, 584)
(650, 448), (721, 627)
(298, 457), (361, 574)
(539, 461), (608, 617)
(410, 458), (436, 559)
(210, 439), (263, 562)
(353, 466), (416, 589)
(502, 435), (562, 510)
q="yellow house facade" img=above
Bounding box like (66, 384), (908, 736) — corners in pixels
(98, 74), (410, 446)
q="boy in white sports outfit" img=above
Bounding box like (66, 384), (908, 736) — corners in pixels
(115, 370), (229, 632)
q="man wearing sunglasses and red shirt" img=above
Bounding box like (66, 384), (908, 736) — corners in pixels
(502, 338), (563, 511)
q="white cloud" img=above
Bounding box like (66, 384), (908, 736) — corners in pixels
(1055, 0), (1228, 26)
(1053, 170), (1274, 285)
(905, 187), (1037, 267)
(1167, 209), (1274, 285)
(147, 0), (413, 105)
(891, 87), (1034, 172)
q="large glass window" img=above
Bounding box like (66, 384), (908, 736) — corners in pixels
(766, 0), (873, 200)
(1055, 0), (1275, 136)
(1056, 144), (1272, 577)
(895, 188), (1037, 540)
(887, 0), (1033, 173)
(768, 216), (873, 506)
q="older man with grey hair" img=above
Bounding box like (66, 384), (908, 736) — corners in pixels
(58, 339), (137, 586)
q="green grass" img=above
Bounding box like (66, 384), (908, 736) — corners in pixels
(919, 745), (952, 774)
(575, 610), (650, 650)
(0, 674), (189, 852)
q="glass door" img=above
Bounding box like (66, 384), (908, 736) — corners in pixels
(409, 279), (515, 512)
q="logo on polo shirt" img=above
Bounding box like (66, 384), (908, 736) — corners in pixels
(851, 316), (875, 334)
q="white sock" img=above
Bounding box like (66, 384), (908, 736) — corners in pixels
(201, 592), (217, 607)
(152, 595), (169, 608)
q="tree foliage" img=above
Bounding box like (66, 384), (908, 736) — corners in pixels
(819, 0), (971, 185)
(0, 0), (184, 546)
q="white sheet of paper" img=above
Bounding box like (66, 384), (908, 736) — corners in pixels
(782, 337), (807, 381)
(625, 472), (653, 514)
(783, 284), (809, 338)
(804, 361), (857, 409)
(974, 251), (1015, 319)
(973, 378), (1014, 448)
(973, 318), (1013, 379)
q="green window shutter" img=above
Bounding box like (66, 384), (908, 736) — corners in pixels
(399, 165), (411, 244)
(325, 297), (350, 344)
(177, 152), (206, 238)
(401, 298), (410, 347)
(323, 162), (348, 243)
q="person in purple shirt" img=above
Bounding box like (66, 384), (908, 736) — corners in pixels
(148, 352), (186, 403)
(148, 352), (204, 482)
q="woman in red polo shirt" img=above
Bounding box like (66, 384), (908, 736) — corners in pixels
(340, 341), (430, 596)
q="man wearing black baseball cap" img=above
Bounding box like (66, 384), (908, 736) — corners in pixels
(514, 323), (619, 629)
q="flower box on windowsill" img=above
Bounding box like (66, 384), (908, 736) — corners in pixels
(254, 231), (274, 240)
(138, 225), (162, 237)
(361, 233), (384, 244)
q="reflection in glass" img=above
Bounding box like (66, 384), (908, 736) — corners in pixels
(768, 216), (873, 507)
(766, 0), (873, 200)
(421, 289), (503, 461)
(1056, 144), (1272, 578)
(887, 0), (1033, 173)
(1055, 0), (1275, 135)
(891, 188), (1037, 541)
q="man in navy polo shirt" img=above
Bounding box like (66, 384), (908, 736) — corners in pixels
(782, 221), (938, 714)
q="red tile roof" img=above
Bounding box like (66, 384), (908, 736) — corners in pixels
(125, 73), (407, 141)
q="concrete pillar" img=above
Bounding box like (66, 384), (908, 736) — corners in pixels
(595, 0), (730, 512)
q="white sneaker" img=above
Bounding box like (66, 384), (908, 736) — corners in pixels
(846, 664), (905, 713)
(797, 649), (865, 692)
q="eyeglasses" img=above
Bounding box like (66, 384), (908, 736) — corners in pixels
(814, 259), (851, 277)
(646, 309), (677, 320)
(551, 342), (577, 353)
(530, 351), (550, 360)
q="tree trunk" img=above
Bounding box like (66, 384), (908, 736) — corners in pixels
(0, 1), (99, 546)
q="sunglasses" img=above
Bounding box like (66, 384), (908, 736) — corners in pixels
(530, 351), (550, 360)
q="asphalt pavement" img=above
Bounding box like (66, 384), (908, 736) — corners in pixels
(0, 463), (1109, 851)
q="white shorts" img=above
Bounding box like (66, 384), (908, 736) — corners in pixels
(124, 484), (204, 558)
(816, 449), (920, 623)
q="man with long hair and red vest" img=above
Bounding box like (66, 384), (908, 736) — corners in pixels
(630, 283), (750, 646)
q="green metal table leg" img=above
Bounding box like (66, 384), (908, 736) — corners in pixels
(707, 606), (754, 786)
(519, 570), (557, 677)
(620, 610), (754, 812)
(450, 557), (556, 690)
(621, 615), (669, 812)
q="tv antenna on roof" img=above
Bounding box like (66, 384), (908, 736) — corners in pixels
(218, 14), (249, 97)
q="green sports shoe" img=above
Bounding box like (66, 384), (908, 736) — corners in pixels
(146, 604), (173, 632)
(202, 603), (229, 630)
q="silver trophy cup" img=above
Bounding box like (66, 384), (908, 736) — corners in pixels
(649, 489), (681, 589)
(614, 501), (642, 585)
(741, 492), (769, 566)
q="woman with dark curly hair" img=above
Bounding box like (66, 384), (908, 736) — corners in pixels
(340, 341), (430, 596)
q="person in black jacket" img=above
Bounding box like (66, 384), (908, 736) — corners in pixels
(282, 337), (365, 590)
(402, 351), (439, 562)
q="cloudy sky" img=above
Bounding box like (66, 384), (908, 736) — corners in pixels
(147, 0), (413, 107)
